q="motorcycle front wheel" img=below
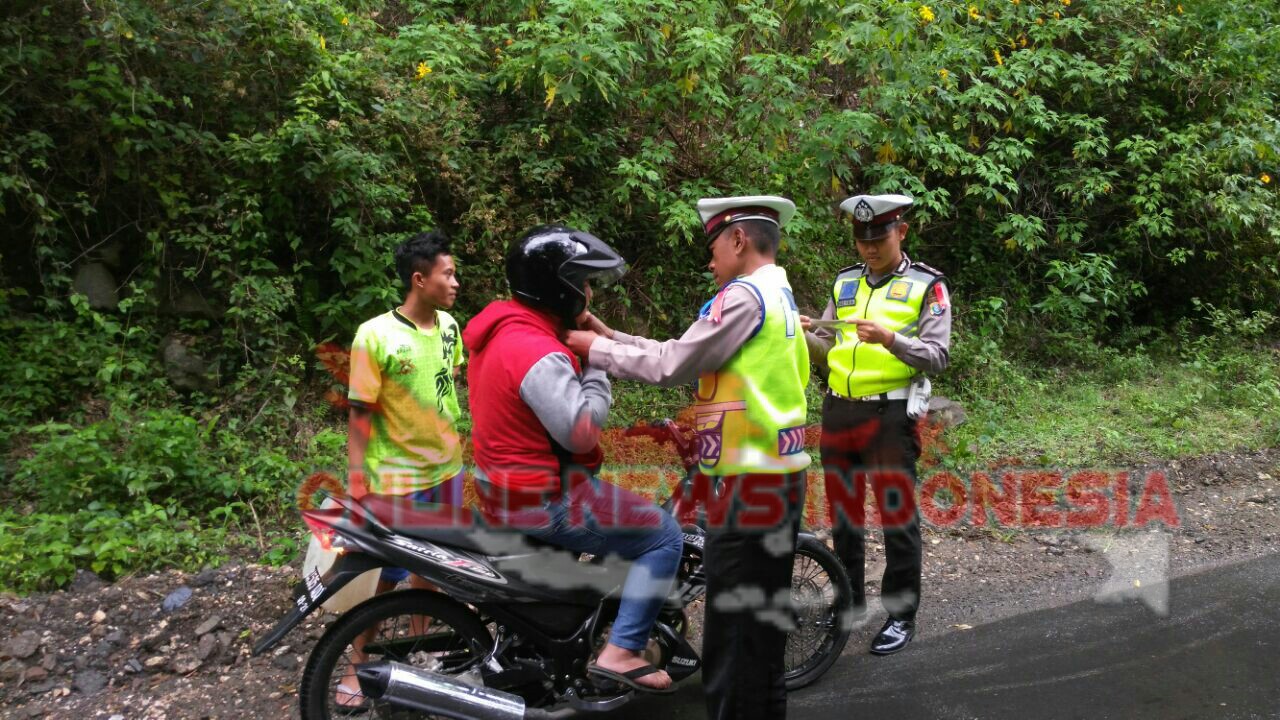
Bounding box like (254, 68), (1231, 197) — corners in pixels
(300, 589), (492, 720)
(784, 534), (853, 690)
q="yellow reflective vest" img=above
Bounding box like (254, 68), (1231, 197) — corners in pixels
(826, 260), (944, 399)
(693, 265), (811, 476)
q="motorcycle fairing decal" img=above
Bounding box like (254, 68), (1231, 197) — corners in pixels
(385, 535), (507, 583)
(303, 568), (325, 602)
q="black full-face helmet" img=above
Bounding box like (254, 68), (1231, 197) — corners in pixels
(506, 225), (627, 323)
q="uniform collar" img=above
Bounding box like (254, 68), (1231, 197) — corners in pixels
(865, 253), (911, 285)
(393, 307), (438, 332)
(890, 253), (912, 276)
(741, 262), (778, 279)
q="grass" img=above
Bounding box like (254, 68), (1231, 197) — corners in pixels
(932, 348), (1280, 469)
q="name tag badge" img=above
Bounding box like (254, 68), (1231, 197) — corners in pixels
(888, 280), (913, 302)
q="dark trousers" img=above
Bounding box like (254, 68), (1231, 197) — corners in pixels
(820, 395), (922, 621)
(700, 471), (805, 720)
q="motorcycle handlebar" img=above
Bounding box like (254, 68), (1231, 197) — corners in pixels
(624, 418), (699, 472)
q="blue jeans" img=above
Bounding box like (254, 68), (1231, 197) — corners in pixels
(484, 475), (684, 652)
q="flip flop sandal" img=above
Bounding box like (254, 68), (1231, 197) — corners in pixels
(335, 682), (370, 715)
(587, 664), (678, 695)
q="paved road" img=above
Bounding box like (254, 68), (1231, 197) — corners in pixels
(613, 553), (1280, 719)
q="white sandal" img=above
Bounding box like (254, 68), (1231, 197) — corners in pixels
(335, 682), (368, 713)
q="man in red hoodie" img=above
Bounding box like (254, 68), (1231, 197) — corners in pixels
(463, 225), (684, 694)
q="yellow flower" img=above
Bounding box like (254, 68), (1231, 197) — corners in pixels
(581, 54), (591, 61)
(679, 72), (699, 95)
(506, 38), (514, 45)
(993, 49), (1003, 65)
(1036, 16), (1045, 24)
(1176, 3), (1183, 12)
(918, 5), (935, 22)
(1019, 34), (1028, 47)
(415, 62), (431, 79)
(1062, 0), (1070, 5)
(968, 5), (981, 20)
(1053, 10), (1061, 19)
(319, 35), (326, 51)
(1263, 173), (1273, 185)
(341, 16), (349, 26)
(1011, 0), (1020, 4)
(939, 68), (950, 79)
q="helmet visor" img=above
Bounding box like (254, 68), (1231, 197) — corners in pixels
(560, 231), (628, 288)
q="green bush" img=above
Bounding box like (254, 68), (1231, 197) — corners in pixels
(14, 405), (311, 512)
(3, 0), (1276, 355)
(1175, 300), (1280, 410)
(0, 294), (156, 437)
(0, 503), (228, 593)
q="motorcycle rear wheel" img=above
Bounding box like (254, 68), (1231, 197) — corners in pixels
(300, 589), (492, 720)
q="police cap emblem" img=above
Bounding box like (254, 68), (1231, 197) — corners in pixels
(853, 199), (875, 223)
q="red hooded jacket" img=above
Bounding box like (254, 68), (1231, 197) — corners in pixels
(463, 299), (603, 493)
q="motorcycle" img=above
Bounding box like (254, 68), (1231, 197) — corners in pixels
(254, 420), (852, 719)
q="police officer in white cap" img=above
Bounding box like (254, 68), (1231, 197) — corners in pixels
(802, 193), (952, 655)
(567, 196), (811, 719)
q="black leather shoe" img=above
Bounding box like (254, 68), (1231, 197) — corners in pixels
(870, 619), (915, 655)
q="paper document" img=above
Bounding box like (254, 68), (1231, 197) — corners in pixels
(806, 318), (857, 329)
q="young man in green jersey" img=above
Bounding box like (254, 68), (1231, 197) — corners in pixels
(339, 229), (464, 707)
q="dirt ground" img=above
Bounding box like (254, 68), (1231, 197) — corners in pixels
(1, 448), (1277, 720)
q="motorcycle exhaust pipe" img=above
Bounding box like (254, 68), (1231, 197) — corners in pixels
(356, 661), (528, 720)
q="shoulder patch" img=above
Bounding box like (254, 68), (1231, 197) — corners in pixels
(834, 263), (867, 283)
(909, 260), (945, 278)
(705, 280), (764, 324)
(927, 281), (950, 316)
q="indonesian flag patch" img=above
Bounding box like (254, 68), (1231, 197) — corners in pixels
(929, 283), (950, 316)
(708, 286), (730, 323)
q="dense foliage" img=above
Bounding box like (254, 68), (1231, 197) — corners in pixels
(1, 0), (1277, 590)
(4, 0), (1277, 341)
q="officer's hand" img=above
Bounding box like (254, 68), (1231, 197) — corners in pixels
(564, 329), (600, 359)
(851, 318), (895, 347)
(799, 315), (812, 331)
(576, 310), (614, 338)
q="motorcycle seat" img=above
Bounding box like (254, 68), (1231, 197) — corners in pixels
(360, 494), (573, 557)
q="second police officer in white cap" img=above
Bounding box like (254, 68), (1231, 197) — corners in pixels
(802, 193), (952, 655)
(566, 196), (810, 720)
